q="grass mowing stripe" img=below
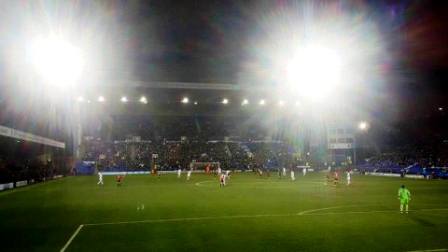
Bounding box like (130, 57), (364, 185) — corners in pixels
(303, 208), (448, 216)
(80, 207), (448, 227)
(60, 225), (84, 252)
(84, 213), (296, 226)
(195, 180), (325, 187)
(297, 205), (350, 215)
(83, 205), (350, 226)
(407, 249), (448, 252)
(0, 178), (66, 197)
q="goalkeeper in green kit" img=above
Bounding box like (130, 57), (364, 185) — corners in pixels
(398, 185), (411, 214)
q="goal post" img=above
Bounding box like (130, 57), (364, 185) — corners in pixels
(189, 161), (221, 171)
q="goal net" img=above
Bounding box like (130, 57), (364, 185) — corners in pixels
(189, 161), (221, 171)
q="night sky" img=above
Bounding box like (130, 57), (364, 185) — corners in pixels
(1, 0), (447, 105)
(107, 0), (448, 85)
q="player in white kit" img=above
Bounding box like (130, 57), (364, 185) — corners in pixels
(225, 170), (231, 180)
(282, 167), (286, 177)
(177, 167), (182, 178)
(290, 169), (295, 181)
(220, 173), (226, 187)
(302, 167), (307, 176)
(187, 169), (192, 181)
(97, 172), (104, 185)
(346, 170), (351, 185)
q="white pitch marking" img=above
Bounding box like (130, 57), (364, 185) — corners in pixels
(407, 249), (448, 252)
(60, 207), (448, 251)
(60, 224), (84, 252)
(194, 180), (215, 187)
(0, 178), (65, 197)
(84, 213), (295, 227)
(81, 208), (448, 227)
(297, 205), (351, 215)
(305, 208), (448, 216)
(194, 180), (324, 188)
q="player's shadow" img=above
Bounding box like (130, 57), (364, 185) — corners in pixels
(408, 215), (435, 227)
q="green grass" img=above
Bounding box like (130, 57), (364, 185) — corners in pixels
(1, 172), (448, 251)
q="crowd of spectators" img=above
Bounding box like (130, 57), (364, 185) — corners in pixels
(0, 156), (67, 184)
(359, 145), (448, 175)
(79, 115), (300, 172)
(80, 137), (296, 172)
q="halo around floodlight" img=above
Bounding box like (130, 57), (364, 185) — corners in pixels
(76, 96), (84, 102)
(28, 36), (84, 87)
(139, 96), (148, 104)
(242, 99), (249, 106)
(222, 98), (229, 105)
(259, 99), (266, 106)
(358, 121), (369, 131)
(278, 100), (285, 107)
(286, 45), (342, 101)
(181, 97), (189, 104)
(98, 96), (105, 102)
(120, 96), (128, 103)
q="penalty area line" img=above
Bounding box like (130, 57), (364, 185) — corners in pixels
(59, 207), (448, 251)
(81, 207), (448, 227)
(83, 213), (296, 227)
(60, 224), (84, 252)
(407, 249), (448, 252)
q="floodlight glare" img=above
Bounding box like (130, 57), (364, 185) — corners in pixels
(222, 98), (229, 105)
(259, 99), (266, 106)
(278, 100), (285, 107)
(139, 96), (148, 104)
(181, 97), (189, 104)
(76, 96), (84, 102)
(286, 45), (342, 101)
(294, 101), (301, 107)
(194, 101), (198, 105)
(242, 99), (249, 106)
(98, 96), (105, 102)
(29, 36), (84, 87)
(120, 96), (128, 103)
(358, 121), (369, 131)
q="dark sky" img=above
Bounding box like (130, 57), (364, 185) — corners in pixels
(118, 0), (448, 84)
(1, 0), (447, 93)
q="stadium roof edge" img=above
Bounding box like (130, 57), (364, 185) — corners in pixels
(0, 125), (65, 149)
(113, 81), (269, 91)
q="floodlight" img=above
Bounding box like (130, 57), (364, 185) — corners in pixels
(259, 99), (266, 106)
(242, 99), (249, 106)
(120, 96), (128, 103)
(439, 107), (444, 111)
(76, 96), (84, 102)
(358, 121), (369, 131)
(181, 97), (189, 104)
(139, 96), (148, 104)
(28, 36), (84, 87)
(98, 96), (105, 102)
(278, 100), (285, 107)
(286, 45), (342, 101)
(194, 101), (198, 105)
(222, 98), (229, 105)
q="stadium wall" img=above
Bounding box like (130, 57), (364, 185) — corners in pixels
(365, 172), (424, 179)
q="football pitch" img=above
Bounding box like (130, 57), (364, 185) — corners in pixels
(1, 172), (448, 252)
